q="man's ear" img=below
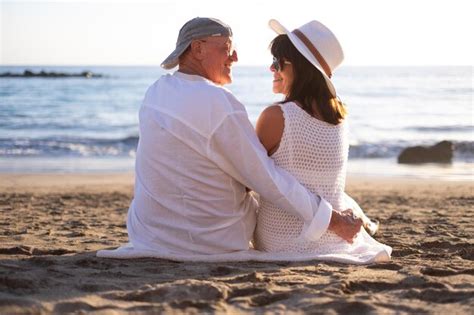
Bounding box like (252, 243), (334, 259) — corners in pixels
(190, 40), (205, 60)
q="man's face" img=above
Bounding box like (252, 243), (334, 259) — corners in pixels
(200, 36), (238, 85)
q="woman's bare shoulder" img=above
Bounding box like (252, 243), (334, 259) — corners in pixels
(256, 105), (285, 155)
(257, 105), (284, 130)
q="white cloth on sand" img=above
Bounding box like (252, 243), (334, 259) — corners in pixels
(96, 243), (390, 264)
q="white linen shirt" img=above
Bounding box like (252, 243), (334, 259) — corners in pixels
(126, 71), (332, 255)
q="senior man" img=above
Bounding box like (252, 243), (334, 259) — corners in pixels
(126, 17), (361, 255)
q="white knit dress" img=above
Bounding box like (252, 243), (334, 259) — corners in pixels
(254, 102), (391, 260)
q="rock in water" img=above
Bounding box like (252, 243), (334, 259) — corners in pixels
(398, 141), (453, 164)
(0, 70), (103, 78)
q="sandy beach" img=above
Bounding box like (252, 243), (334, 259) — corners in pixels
(0, 173), (472, 314)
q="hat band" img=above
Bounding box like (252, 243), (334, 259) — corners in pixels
(292, 29), (332, 78)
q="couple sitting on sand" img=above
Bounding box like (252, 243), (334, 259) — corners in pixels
(100, 17), (391, 264)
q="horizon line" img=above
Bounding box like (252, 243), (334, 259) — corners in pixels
(1, 64), (473, 68)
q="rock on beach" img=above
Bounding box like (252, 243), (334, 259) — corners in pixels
(398, 140), (454, 164)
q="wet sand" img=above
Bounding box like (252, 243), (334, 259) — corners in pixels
(0, 173), (473, 314)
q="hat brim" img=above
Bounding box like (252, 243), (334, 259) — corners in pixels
(161, 41), (190, 70)
(269, 19), (337, 97)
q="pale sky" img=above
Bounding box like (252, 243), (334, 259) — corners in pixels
(1, 0), (473, 66)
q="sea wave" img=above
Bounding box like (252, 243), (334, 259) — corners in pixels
(410, 125), (474, 132)
(349, 143), (405, 159)
(0, 136), (139, 157)
(349, 141), (473, 162)
(1, 137), (472, 162)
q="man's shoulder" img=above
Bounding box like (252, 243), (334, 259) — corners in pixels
(207, 85), (241, 108)
(171, 75), (245, 115)
(156, 73), (237, 102)
(143, 73), (248, 137)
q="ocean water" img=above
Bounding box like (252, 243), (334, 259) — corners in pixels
(0, 65), (472, 180)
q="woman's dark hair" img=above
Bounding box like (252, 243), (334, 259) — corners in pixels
(270, 34), (346, 125)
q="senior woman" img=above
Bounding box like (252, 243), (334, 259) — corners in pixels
(253, 19), (391, 262)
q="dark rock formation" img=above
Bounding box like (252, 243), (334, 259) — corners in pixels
(398, 140), (454, 164)
(0, 70), (103, 78)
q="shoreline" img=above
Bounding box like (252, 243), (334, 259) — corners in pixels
(0, 172), (471, 193)
(1, 173), (473, 314)
(1, 156), (471, 182)
(0, 172), (135, 193)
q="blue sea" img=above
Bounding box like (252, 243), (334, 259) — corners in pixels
(0, 65), (472, 180)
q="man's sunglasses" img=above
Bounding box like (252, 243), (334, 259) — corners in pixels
(272, 56), (292, 72)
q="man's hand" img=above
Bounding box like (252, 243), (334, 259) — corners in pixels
(328, 209), (363, 243)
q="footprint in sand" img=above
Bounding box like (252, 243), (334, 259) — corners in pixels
(210, 265), (236, 276)
(402, 288), (473, 303)
(0, 246), (34, 255)
(228, 271), (266, 283)
(421, 267), (474, 277)
(0, 246), (75, 256)
(0, 276), (38, 294)
(227, 287), (267, 300)
(0, 297), (46, 314)
(27, 256), (56, 267)
(103, 281), (227, 304)
(367, 262), (403, 271)
(53, 301), (117, 313)
(249, 292), (291, 307)
(321, 301), (376, 315)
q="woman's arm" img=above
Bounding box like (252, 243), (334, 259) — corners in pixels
(255, 105), (285, 156)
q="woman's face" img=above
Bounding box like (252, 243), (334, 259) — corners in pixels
(270, 56), (294, 96)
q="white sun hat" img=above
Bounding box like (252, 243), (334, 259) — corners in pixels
(269, 19), (344, 97)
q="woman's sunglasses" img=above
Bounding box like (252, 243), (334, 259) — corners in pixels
(272, 56), (292, 72)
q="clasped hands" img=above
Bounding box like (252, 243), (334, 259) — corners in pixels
(328, 209), (363, 243)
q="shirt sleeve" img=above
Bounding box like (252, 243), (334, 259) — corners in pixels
(206, 112), (332, 242)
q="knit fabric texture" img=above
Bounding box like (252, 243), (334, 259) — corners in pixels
(255, 102), (371, 254)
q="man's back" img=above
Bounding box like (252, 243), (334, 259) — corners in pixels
(127, 72), (257, 255)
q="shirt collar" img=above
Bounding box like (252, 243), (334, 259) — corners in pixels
(173, 71), (210, 83)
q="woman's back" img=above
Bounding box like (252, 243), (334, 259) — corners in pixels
(254, 101), (349, 252)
